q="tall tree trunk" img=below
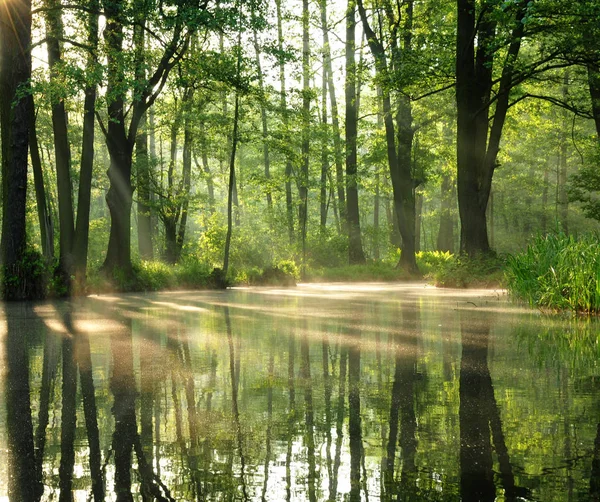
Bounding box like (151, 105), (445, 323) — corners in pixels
(176, 89), (194, 261)
(456, 0), (526, 256)
(135, 1), (153, 261)
(197, 128), (215, 212)
(0, 0), (32, 300)
(437, 174), (455, 252)
(558, 73), (569, 233)
(541, 165), (550, 234)
(374, 172), (380, 260)
(101, 0), (134, 277)
(320, 0), (346, 228)
(320, 65), (329, 231)
(253, 25), (272, 210)
(346, 0), (366, 264)
(163, 107), (180, 264)
(415, 191), (423, 253)
(73, 0), (99, 290)
(276, 0), (295, 243)
(299, 0), (310, 277)
(224, 22), (243, 278)
(29, 99), (55, 260)
(45, 0), (75, 290)
(357, 0), (419, 274)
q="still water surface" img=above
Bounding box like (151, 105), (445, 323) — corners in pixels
(1, 283), (599, 501)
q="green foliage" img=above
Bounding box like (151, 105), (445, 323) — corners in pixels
(416, 250), (454, 275)
(506, 232), (600, 312)
(569, 151), (600, 221)
(306, 261), (409, 282)
(2, 247), (49, 300)
(433, 254), (506, 288)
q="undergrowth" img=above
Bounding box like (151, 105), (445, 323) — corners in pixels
(506, 233), (600, 313)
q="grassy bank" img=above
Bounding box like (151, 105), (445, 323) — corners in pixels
(506, 233), (600, 313)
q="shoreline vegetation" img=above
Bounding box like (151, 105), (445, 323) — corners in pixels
(9, 232), (600, 315)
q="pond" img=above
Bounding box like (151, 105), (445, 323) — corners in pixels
(1, 283), (599, 501)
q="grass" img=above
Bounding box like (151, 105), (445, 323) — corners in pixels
(505, 233), (600, 313)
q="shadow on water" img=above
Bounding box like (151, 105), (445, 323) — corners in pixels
(2, 286), (600, 500)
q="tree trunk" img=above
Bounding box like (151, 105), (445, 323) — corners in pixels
(456, 0), (526, 256)
(101, 0), (134, 277)
(45, 0), (75, 289)
(415, 191), (423, 253)
(176, 92), (194, 261)
(437, 174), (455, 252)
(136, 110), (153, 261)
(345, 0), (366, 264)
(198, 128), (215, 212)
(253, 25), (272, 210)
(276, 0), (295, 243)
(558, 73), (569, 233)
(374, 172), (380, 260)
(299, 0), (310, 276)
(588, 63), (600, 139)
(320, 65), (329, 231)
(320, 0), (346, 228)
(541, 165), (550, 234)
(29, 99), (54, 260)
(223, 92), (241, 277)
(73, 0), (99, 290)
(0, 0), (32, 300)
(357, 0), (419, 274)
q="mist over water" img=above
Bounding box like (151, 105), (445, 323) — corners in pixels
(0, 283), (598, 501)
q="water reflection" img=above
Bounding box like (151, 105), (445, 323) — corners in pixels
(1, 286), (599, 500)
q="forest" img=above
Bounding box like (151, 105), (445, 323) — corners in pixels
(1, 0), (600, 300)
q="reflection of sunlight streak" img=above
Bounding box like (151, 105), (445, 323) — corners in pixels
(148, 300), (210, 313)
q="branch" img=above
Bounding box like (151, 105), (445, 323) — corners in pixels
(32, 36), (94, 52)
(95, 111), (108, 138)
(519, 93), (594, 118)
(411, 82), (455, 101)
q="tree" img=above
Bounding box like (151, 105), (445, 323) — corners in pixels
(0, 0), (33, 300)
(455, 0), (527, 256)
(357, 0), (420, 273)
(345, 0), (366, 264)
(98, 0), (204, 277)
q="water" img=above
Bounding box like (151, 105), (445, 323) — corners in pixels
(1, 283), (599, 501)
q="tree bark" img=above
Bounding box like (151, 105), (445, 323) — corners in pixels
(253, 25), (272, 210)
(176, 90), (194, 261)
(320, 65), (329, 231)
(456, 0), (526, 256)
(437, 174), (455, 252)
(320, 0), (346, 228)
(357, 0), (419, 274)
(44, 0), (75, 290)
(0, 0), (32, 300)
(346, 0), (366, 264)
(29, 99), (55, 260)
(73, 0), (99, 290)
(276, 0), (295, 243)
(299, 0), (311, 276)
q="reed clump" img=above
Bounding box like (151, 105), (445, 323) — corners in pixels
(506, 233), (600, 313)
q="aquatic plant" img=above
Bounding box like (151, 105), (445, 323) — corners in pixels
(506, 233), (600, 312)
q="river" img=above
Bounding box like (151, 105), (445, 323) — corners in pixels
(0, 283), (598, 501)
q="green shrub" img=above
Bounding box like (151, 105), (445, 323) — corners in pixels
(2, 247), (49, 300)
(432, 254), (505, 288)
(506, 232), (600, 312)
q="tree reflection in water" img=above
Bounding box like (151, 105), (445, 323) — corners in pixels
(2, 288), (599, 500)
